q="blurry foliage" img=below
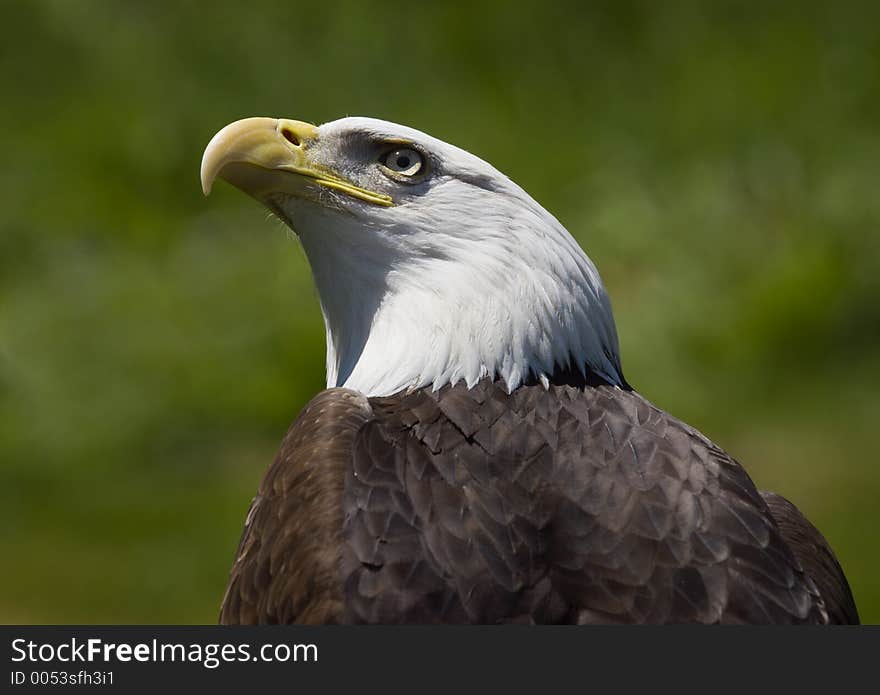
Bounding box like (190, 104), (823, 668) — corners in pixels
(0, 0), (877, 623)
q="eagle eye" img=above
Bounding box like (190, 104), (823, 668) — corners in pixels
(381, 148), (423, 177)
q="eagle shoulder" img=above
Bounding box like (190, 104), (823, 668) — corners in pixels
(219, 388), (371, 624)
(761, 491), (859, 624)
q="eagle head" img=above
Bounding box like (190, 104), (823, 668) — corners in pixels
(201, 116), (625, 396)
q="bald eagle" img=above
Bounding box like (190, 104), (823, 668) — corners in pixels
(201, 117), (858, 624)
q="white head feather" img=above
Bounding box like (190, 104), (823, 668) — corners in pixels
(268, 117), (624, 397)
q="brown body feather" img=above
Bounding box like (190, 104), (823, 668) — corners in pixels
(220, 379), (858, 624)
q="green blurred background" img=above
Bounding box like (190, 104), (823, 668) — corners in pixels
(1, 0), (877, 623)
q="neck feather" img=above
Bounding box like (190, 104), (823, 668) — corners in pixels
(296, 209), (625, 398)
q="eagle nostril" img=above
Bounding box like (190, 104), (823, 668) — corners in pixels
(281, 127), (301, 147)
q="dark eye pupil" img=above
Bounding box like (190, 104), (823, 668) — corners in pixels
(396, 155), (411, 169)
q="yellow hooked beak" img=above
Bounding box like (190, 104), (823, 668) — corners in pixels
(200, 117), (393, 207)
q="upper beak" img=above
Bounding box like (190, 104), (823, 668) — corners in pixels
(200, 117), (392, 207)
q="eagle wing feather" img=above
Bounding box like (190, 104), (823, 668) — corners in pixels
(221, 380), (855, 624)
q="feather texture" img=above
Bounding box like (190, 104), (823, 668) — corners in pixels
(220, 379), (856, 624)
